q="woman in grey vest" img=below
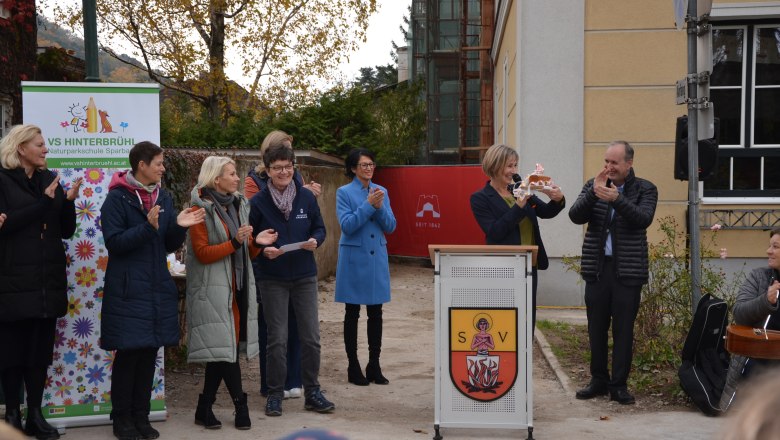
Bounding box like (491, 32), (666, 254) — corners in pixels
(186, 156), (276, 430)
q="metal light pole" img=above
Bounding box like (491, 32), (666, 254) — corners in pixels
(83, 0), (99, 81)
(684, 0), (714, 311)
(686, 0), (702, 311)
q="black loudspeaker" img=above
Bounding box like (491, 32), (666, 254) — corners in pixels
(674, 115), (720, 181)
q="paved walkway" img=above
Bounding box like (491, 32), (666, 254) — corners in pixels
(51, 307), (728, 440)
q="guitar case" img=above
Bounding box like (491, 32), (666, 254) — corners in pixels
(678, 293), (730, 416)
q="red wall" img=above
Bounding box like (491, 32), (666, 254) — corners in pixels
(373, 166), (488, 258)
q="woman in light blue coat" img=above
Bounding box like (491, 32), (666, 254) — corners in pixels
(335, 148), (396, 386)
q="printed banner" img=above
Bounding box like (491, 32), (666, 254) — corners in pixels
(372, 166), (487, 257)
(22, 82), (163, 427)
(449, 308), (518, 402)
(22, 83), (160, 168)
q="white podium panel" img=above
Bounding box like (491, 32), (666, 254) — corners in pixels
(432, 248), (534, 439)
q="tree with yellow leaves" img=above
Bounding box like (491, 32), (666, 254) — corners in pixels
(54, 0), (377, 126)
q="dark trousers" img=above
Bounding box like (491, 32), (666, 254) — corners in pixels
(584, 259), (642, 390)
(259, 277), (320, 398)
(111, 348), (158, 417)
(202, 347), (243, 401)
(0, 366), (47, 409)
(344, 303), (383, 362)
(258, 299), (302, 394)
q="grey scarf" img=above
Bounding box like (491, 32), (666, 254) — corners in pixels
(202, 187), (245, 291)
(268, 182), (296, 220)
(126, 171), (159, 193)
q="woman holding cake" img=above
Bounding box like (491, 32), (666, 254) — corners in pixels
(469, 144), (565, 328)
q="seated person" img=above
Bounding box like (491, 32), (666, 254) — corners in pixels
(720, 227), (780, 411)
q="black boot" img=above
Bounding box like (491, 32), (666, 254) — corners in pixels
(344, 316), (369, 386)
(132, 411), (159, 439)
(3, 407), (23, 432)
(194, 394), (222, 429)
(24, 407), (60, 440)
(111, 412), (141, 440)
(233, 393), (251, 430)
(366, 312), (389, 385)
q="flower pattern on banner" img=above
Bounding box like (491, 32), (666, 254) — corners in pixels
(44, 169), (166, 409)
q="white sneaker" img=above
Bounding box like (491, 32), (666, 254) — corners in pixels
(286, 387), (302, 399)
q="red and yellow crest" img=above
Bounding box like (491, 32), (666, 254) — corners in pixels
(449, 308), (518, 401)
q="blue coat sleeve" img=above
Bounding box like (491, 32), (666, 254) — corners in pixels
(375, 191), (396, 234)
(336, 187), (376, 235)
(101, 194), (159, 256)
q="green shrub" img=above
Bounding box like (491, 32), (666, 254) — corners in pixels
(563, 216), (746, 392)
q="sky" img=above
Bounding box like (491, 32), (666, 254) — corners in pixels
(41, 0), (411, 86)
(338, 0), (410, 80)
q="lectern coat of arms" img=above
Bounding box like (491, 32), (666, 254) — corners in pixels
(449, 308), (518, 402)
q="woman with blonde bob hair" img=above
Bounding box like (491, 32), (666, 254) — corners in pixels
(469, 144), (565, 328)
(186, 156), (277, 430)
(0, 124), (81, 439)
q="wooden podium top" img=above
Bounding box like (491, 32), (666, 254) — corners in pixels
(428, 244), (538, 265)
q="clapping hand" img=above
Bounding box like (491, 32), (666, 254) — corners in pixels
(236, 224), (253, 243)
(304, 181), (322, 197)
(176, 206), (206, 227)
(255, 228), (278, 246)
(66, 177), (83, 201)
(594, 166), (608, 188)
(301, 237), (318, 251)
(593, 167), (619, 202)
(594, 182), (619, 202)
(368, 187), (385, 209)
(767, 280), (780, 305)
(147, 205), (161, 230)
(44, 173), (60, 199)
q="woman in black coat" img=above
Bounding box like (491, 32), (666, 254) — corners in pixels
(0, 125), (81, 440)
(469, 144), (565, 328)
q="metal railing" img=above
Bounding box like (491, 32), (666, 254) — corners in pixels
(700, 209), (780, 230)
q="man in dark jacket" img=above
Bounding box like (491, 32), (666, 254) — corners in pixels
(568, 141), (658, 405)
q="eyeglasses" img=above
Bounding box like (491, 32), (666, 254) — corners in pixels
(358, 162), (376, 170)
(270, 164), (294, 173)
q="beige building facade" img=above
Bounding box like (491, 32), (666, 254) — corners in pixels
(492, 0), (780, 305)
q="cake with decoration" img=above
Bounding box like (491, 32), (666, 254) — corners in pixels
(525, 163), (552, 189)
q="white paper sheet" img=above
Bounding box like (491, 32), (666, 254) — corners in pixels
(279, 241), (308, 252)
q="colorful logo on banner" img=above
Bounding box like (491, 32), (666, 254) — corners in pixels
(450, 308), (518, 402)
(46, 96), (133, 168)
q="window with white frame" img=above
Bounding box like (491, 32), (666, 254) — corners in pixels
(706, 23), (780, 197)
(0, 101), (9, 138)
